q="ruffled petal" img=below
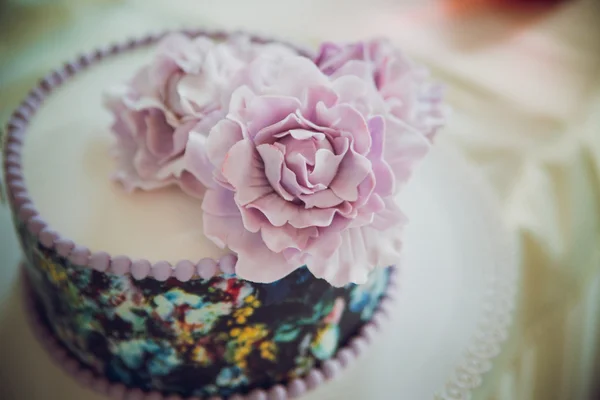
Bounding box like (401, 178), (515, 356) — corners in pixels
(308, 147), (344, 187)
(365, 115), (395, 197)
(367, 115), (385, 158)
(329, 75), (381, 116)
(249, 193), (340, 228)
(280, 164), (306, 197)
(204, 210), (300, 282)
(384, 116), (431, 186)
(306, 224), (403, 287)
(253, 112), (304, 146)
(329, 150), (371, 202)
(316, 101), (371, 154)
(222, 140), (274, 205)
(260, 223), (318, 253)
(202, 186), (239, 218)
(246, 95), (303, 139)
(111, 169), (176, 193)
(371, 197), (407, 230)
(269, 56), (331, 98)
(314, 41), (367, 76)
(182, 132), (215, 190)
(301, 85), (339, 120)
(235, 243), (299, 283)
(144, 109), (177, 158)
(206, 119), (244, 169)
(285, 152), (316, 193)
(329, 59), (375, 83)
(238, 206), (268, 233)
(298, 189), (344, 209)
(176, 73), (221, 116)
(179, 170), (208, 199)
(256, 143), (295, 201)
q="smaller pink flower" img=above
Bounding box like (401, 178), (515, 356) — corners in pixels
(105, 33), (296, 194)
(315, 39), (448, 141)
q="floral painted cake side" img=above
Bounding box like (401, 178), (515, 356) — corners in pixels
(17, 221), (391, 398)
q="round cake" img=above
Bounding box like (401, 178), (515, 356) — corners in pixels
(2, 30), (448, 399)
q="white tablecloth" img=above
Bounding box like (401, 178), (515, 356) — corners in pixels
(1, 1), (599, 399)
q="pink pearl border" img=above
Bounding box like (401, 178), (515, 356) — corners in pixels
(22, 264), (400, 400)
(2, 29), (314, 282)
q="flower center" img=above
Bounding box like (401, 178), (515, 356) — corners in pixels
(258, 128), (344, 209)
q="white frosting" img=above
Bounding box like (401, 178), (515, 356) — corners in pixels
(22, 48), (228, 263)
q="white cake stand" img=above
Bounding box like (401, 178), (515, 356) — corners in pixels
(0, 138), (518, 400)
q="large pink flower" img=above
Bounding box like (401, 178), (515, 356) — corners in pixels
(105, 33), (295, 194)
(315, 39), (448, 141)
(200, 55), (409, 286)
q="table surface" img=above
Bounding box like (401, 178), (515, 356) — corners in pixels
(1, 1), (599, 399)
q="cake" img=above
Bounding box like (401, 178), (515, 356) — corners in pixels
(2, 29), (447, 399)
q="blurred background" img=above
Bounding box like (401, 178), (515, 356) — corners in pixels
(1, 0), (599, 399)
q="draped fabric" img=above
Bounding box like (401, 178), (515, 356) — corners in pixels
(1, 0), (599, 398)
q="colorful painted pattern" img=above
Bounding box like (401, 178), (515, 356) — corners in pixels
(17, 223), (391, 397)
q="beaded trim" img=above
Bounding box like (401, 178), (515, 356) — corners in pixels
(22, 264), (400, 400)
(2, 29), (313, 282)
